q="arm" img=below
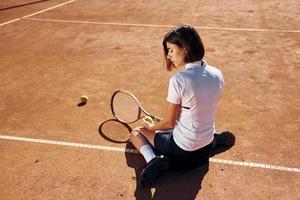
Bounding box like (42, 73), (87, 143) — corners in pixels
(145, 102), (180, 131)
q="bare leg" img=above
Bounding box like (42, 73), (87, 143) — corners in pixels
(130, 127), (157, 150)
(130, 127), (170, 188)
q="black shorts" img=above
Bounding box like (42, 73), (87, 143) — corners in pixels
(154, 130), (213, 171)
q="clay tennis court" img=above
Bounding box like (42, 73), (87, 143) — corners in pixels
(0, 0), (299, 199)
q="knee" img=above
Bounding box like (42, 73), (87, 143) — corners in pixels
(130, 127), (142, 139)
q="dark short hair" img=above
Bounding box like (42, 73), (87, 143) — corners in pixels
(163, 24), (205, 71)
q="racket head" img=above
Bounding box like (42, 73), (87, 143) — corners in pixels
(111, 90), (142, 124)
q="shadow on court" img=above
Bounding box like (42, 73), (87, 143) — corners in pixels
(98, 119), (235, 199)
(0, 0), (50, 11)
(98, 119), (132, 143)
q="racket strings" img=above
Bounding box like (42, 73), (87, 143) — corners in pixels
(112, 92), (140, 123)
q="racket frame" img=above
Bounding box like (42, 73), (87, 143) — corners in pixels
(110, 90), (161, 124)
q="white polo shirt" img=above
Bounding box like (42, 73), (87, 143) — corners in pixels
(167, 60), (224, 151)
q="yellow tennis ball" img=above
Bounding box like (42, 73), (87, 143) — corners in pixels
(80, 95), (88, 103)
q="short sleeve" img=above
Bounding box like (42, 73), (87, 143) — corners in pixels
(218, 69), (224, 91)
(167, 74), (184, 104)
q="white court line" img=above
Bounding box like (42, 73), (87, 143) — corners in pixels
(1, 134), (299, 173)
(24, 17), (300, 33)
(0, 0), (77, 27)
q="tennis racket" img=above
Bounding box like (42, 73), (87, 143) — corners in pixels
(111, 90), (161, 124)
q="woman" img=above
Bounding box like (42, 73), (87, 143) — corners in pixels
(130, 24), (233, 188)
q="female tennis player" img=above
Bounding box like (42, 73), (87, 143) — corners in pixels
(130, 24), (234, 188)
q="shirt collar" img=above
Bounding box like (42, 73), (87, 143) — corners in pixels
(185, 60), (206, 69)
